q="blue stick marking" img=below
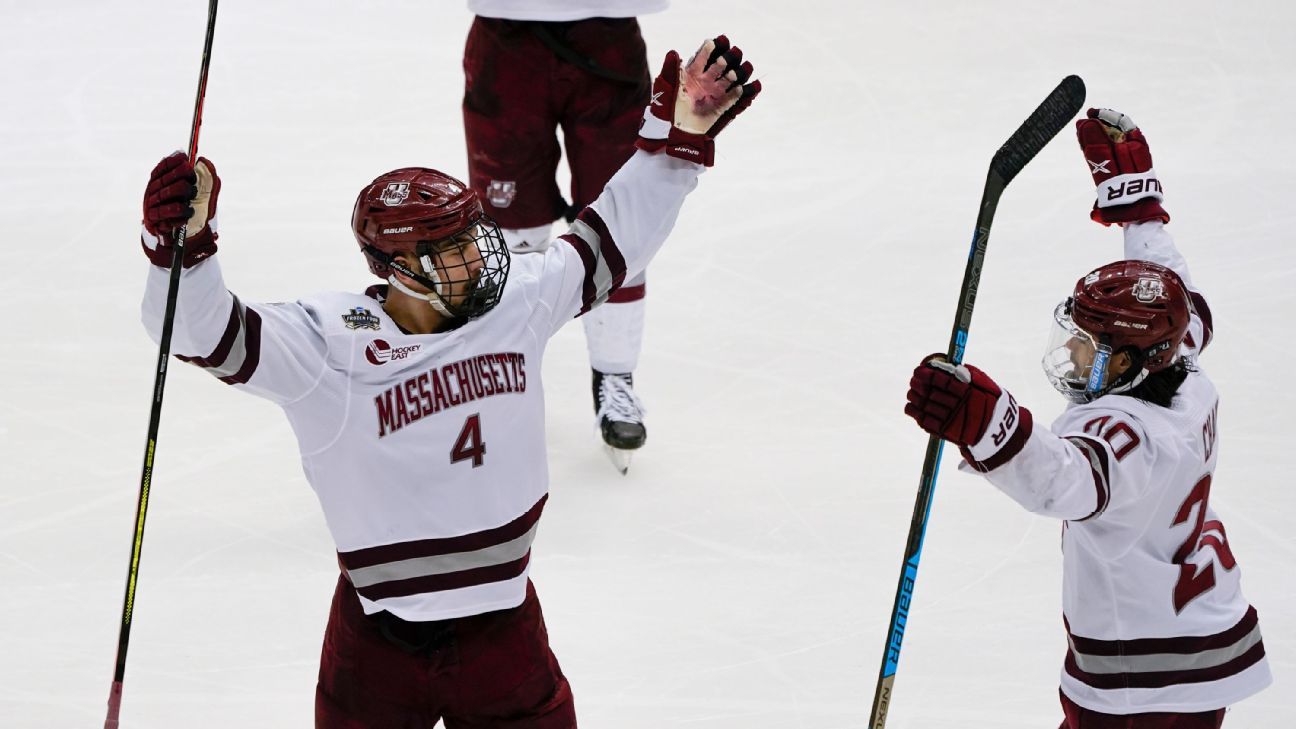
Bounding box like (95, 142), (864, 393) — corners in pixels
(1087, 346), (1111, 394)
(953, 329), (969, 364)
(967, 231), (980, 260)
(881, 439), (947, 678)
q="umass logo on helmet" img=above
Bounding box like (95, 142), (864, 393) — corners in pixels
(1132, 276), (1167, 303)
(380, 182), (410, 206)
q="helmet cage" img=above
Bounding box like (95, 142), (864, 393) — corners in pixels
(363, 214), (510, 321)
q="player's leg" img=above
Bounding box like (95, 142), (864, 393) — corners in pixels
(585, 278), (647, 463)
(557, 18), (653, 470)
(315, 575), (443, 728)
(463, 17), (567, 251)
(441, 580), (576, 729)
(1058, 689), (1226, 728)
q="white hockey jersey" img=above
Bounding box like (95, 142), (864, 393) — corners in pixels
(467, 0), (668, 22)
(141, 150), (701, 621)
(961, 222), (1271, 714)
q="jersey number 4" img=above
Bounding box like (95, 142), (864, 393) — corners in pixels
(1171, 474), (1237, 613)
(451, 414), (486, 467)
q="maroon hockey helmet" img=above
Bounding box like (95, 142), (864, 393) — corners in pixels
(352, 168), (510, 320)
(353, 168), (483, 278)
(1072, 260), (1191, 371)
(1043, 260), (1191, 402)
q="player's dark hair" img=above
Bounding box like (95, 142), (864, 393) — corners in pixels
(1123, 358), (1193, 408)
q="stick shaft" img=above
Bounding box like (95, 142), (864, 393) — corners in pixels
(105, 3), (219, 726)
(866, 75), (1085, 728)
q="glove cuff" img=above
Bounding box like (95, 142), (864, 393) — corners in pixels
(1095, 169), (1162, 208)
(959, 392), (1033, 472)
(1090, 198), (1170, 227)
(141, 223), (219, 269)
(1090, 168), (1169, 226)
(635, 131), (714, 166)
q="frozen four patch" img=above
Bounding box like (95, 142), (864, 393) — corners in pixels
(342, 306), (381, 331)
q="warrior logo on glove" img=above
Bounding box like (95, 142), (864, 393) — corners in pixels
(635, 35), (761, 167)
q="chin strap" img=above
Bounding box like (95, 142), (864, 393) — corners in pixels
(365, 244), (455, 318)
(1104, 368), (1149, 397)
(387, 273), (452, 317)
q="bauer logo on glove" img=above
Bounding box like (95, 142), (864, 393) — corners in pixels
(1076, 108), (1169, 226)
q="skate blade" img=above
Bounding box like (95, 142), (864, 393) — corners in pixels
(603, 445), (634, 475)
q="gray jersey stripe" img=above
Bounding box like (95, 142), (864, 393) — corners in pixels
(346, 522), (540, 588)
(206, 300), (250, 380)
(1071, 623), (1263, 675)
(569, 219), (615, 301)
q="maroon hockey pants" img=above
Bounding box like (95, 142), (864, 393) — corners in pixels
(462, 17), (650, 228)
(315, 575), (575, 728)
(1059, 690), (1225, 729)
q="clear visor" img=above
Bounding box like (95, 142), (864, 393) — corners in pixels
(1041, 300), (1112, 403)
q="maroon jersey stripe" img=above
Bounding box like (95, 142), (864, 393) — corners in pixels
(354, 552), (531, 601)
(176, 296), (241, 368)
(218, 305), (263, 385)
(1189, 291), (1214, 351)
(606, 282), (646, 303)
(1064, 641), (1265, 690)
(560, 233), (599, 314)
(1067, 606), (1258, 657)
(339, 494), (548, 570)
(1066, 435), (1112, 521)
(578, 208), (626, 290)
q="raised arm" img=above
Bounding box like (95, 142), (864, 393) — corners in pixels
(139, 153), (327, 404)
(1077, 108), (1212, 353)
(528, 36), (761, 331)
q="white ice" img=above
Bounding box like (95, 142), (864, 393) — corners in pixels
(1, 2), (1293, 727)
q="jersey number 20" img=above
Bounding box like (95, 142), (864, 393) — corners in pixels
(1171, 474), (1237, 613)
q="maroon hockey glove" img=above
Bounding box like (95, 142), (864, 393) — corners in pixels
(141, 152), (220, 268)
(636, 35), (761, 166)
(1076, 108), (1169, 226)
(905, 354), (1033, 471)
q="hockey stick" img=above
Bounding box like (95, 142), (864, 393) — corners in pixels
(105, 2), (219, 727)
(867, 75), (1085, 729)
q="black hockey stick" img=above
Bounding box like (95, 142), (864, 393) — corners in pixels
(867, 75), (1085, 729)
(105, 2), (219, 727)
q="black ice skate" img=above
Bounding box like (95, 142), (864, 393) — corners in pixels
(591, 370), (646, 475)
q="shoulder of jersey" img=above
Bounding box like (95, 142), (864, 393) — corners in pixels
(296, 290), (395, 337)
(1054, 395), (1154, 436)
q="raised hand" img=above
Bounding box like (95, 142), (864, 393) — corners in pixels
(1076, 108), (1169, 226)
(141, 152), (221, 268)
(636, 35), (761, 166)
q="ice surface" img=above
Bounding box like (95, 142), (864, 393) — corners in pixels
(1, 2), (1292, 726)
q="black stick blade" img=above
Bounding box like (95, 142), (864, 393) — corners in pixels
(991, 75), (1086, 185)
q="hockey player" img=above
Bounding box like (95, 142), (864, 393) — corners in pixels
(904, 108), (1271, 728)
(461, 0), (673, 473)
(140, 37), (758, 728)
